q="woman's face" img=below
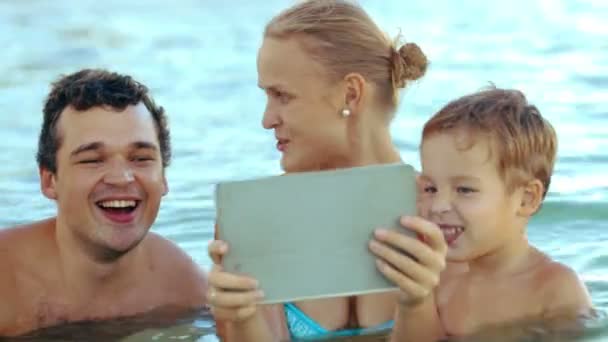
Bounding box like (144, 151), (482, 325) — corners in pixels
(257, 36), (354, 172)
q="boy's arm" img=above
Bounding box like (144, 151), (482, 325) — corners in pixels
(390, 293), (444, 342)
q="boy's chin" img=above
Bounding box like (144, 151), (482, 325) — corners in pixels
(446, 248), (473, 263)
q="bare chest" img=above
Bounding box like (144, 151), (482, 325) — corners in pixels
(436, 277), (544, 336)
(14, 277), (176, 334)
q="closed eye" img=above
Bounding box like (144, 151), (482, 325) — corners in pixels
(78, 159), (102, 164)
(132, 156), (155, 162)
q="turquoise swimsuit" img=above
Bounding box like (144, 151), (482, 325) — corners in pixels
(284, 303), (394, 340)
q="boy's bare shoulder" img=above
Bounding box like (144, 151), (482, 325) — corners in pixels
(145, 233), (208, 306)
(536, 259), (592, 316)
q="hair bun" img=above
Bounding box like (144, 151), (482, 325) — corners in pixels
(392, 42), (428, 88)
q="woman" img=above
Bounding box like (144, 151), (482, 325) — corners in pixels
(207, 1), (447, 340)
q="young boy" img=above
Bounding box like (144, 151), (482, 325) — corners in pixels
(391, 87), (593, 341)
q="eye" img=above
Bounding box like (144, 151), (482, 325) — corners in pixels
(457, 186), (477, 194)
(132, 156), (155, 163)
(78, 159), (101, 164)
(269, 89), (292, 104)
(423, 185), (437, 194)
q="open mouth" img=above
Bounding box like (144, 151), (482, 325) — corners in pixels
(277, 139), (290, 152)
(438, 224), (465, 246)
(96, 200), (140, 223)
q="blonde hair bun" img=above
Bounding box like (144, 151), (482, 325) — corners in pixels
(393, 42), (428, 88)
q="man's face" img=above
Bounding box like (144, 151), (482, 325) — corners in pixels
(41, 103), (168, 262)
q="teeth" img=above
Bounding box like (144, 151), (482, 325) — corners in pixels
(441, 226), (464, 235)
(99, 200), (136, 208)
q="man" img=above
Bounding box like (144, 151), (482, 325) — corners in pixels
(0, 69), (207, 336)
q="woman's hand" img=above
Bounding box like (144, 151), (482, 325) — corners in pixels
(207, 240), (265, 322)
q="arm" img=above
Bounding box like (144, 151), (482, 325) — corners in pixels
(391, 293), (444, 342)
(221, 304), (287, 342)
(208, 241), (288, 342)
(369, 216), (448, 342)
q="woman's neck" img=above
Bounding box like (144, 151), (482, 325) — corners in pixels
(348, 124), (401, 167)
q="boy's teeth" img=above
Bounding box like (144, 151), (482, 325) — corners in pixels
(440, 226), (464, 235)
(444, 227), (462, 234)
(99, 200), (136, 208)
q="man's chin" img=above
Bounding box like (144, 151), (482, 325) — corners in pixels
(90, 232), (147, 263)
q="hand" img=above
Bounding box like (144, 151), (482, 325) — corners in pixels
(207, 240), (265, 322)
(368, 216), (447, 307)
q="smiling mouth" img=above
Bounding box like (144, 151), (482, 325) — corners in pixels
(438, 224), (465, 245)
(96, 200), (140, 215)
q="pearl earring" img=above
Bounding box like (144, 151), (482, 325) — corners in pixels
(341, 108), (351, 117)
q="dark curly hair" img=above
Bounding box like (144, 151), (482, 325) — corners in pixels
(37, 69), (171, 173)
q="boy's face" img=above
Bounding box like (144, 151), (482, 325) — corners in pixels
(419, 130), (524, 262)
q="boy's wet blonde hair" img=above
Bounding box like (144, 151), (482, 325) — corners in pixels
(422, 87), (557, 198)
(264, 0), (427, 118)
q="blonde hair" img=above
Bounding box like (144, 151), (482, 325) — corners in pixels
(264, 0), (428, 115)
(422, 87), (557, 198)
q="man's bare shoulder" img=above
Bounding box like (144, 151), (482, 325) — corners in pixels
(536, 259), (592, 317)
(0, 218), (55, 250)
(0, 228), (18, 336)
(0, 263), (17, 336)
(144, 233), (208, 307)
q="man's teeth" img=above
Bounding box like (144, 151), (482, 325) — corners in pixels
(99, 200), (136, 208)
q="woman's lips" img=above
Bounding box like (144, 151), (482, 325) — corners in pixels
(277, 139), (289, 152)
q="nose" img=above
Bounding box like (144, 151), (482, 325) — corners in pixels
(103, 159), (134, 186)
(262, 103), (281, 130)
(430, 191), (452, 215)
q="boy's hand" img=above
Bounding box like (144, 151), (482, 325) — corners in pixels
(369, 216), (447, 307)
(207, 240), (265, 322)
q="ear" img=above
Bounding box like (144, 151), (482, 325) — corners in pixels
(342, 73), (366, 114)
(161, 173), (169, 196)
(516, 179), (544, 217)
(40, 167), (58, 200)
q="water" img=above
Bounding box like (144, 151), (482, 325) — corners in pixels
(0, 0), (606, 340)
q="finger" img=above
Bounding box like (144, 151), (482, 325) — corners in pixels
(373, 229), (445, 272)
(207, 288), (264, 308)
(400, 216), (447, 254)
(375, 259), (430, 300)
(208, 268), (259, 291)
(210, 305), (257, 322)
(369, 240), (439, 289)
(208, 240), (229, 264)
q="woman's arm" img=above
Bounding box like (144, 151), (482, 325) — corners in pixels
(208, 240), (289, 342)
(221, 304), (289, 342)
